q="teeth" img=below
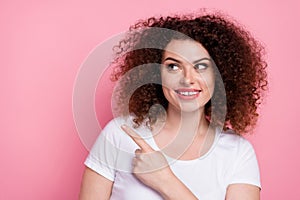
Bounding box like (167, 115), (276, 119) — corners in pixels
(178, 91), (199, 96)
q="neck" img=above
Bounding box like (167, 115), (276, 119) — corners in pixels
(154, 104), (211, 160)
(164, 104), (209, 136)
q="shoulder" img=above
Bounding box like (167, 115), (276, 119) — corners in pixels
(216, 128), (256, 156)
(99, 117), (131, 143)
(217, 129), (261, 188)
(100, 116), (150, 149)
(102, 117), (130, 132)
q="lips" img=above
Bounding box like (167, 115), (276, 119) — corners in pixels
(174, 88), (201, 99)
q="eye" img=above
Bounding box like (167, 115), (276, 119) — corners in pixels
(166, 63), (180, 71)
(194, 63), (208, 71)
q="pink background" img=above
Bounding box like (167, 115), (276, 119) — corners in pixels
(1, 0), (300, 199)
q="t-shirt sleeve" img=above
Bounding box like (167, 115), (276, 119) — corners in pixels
(228, 138), (261, 189)
(84, 119), (121, 182)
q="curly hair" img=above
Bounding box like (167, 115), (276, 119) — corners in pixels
(111, 12), (268, 134)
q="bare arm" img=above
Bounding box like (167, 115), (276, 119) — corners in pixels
(157, 173), (198, 200)
(161, 182), (260, 200)
(225, 184), (260, 200)
(121, 125), (198, 200)
(79, 167), (113, 200)
(122, 125), (261, 200)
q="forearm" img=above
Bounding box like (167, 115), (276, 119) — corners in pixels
(156, 173), (198, 200)
(122, 125), (199, 199)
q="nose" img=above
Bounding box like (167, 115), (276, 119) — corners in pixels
(180, 68), (195, 85)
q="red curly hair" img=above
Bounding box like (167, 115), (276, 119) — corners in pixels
(111, 12), (268, 134)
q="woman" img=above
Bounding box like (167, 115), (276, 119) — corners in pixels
(80, 11), (267, 200)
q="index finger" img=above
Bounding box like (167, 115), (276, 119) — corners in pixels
(121, 124), (154, 152)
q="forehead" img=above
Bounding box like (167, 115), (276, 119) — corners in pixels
(163, 39), (210, 61)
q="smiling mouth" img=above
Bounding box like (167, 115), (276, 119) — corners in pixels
(175, 89), (201, 96)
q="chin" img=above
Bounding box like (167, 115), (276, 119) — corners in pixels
(177, 101), (205, 114)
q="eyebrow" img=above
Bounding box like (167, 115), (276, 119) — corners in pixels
(163, 57), (211, 64)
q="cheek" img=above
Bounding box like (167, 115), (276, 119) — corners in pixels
(161, 86), (173, 106)
(161, 71), (173, 101)
(161, 75), (179, 104)
(162, 86), (169, 97)
(197, 73), (215, 94)
(161, 83), (175, 98)
(161, 71), (179, 88)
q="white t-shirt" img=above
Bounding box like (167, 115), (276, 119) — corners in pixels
(85, 117), (261, 200)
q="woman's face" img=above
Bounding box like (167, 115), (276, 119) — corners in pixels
(161, 39), (215, 113)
